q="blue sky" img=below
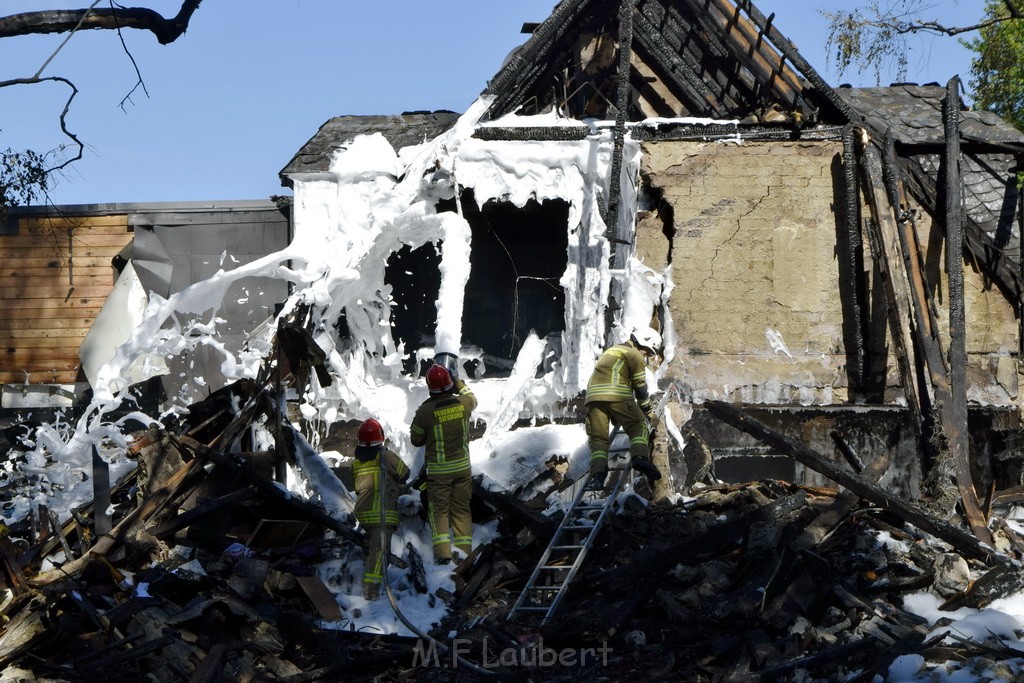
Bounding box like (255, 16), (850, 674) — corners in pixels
(0, 1), (983, 206)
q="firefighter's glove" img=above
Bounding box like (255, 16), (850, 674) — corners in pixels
(639, 399), (655, 423)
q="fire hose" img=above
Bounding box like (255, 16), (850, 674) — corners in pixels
(377, 452), (494, 676)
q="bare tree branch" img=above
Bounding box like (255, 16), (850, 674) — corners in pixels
(0, 0), (203, 44)
(35, 0), (102, 78)
(859, 15), (1017, 38)
(109, 1), (151, 111)
(0, 76), (84, 175)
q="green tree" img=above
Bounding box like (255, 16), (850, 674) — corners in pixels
(823, 0), (1024, 88)
(0, 2), (203, 208)
(964, 1), (1024, 132)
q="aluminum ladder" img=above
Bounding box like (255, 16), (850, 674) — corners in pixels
(507, 431), (631, 624)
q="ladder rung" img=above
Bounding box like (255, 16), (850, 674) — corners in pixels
(527, 586), (562, 592)
(562, 525), (595, 531)
(540, 565), (572, 570)
(515, 606), (550, 612)
(551, 545), (585, 550)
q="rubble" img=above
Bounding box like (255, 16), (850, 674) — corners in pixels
(3, 383), (1024, 681)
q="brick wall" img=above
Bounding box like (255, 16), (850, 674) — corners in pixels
(637, 139), (1019, 408)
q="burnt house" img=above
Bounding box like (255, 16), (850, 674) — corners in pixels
(274, 0), (1023, 512)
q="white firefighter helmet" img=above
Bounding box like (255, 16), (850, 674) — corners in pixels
(631, 327), (662, 354)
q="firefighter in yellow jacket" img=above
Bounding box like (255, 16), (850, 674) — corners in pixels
(585, 327), (663, 488)
(410, 364), (477, 565)
(353, 418), (409, 600)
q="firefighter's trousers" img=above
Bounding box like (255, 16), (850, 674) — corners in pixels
(363, 523), (397, 592)
(426, 470), (472, 562)
(585, 400), (649, 472)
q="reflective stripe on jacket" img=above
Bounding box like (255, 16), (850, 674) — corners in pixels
(410, 380), (477, 476)
(585, 343), (649, 405)
(353, 448), (409, 526)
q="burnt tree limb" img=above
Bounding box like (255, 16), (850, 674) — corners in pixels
(0, 2), (203, 44)
(704, 401), (1008, 566)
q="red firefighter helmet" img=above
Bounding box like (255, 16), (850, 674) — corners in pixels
(426, 364), (454, 394)
(357, 418), (385, 448)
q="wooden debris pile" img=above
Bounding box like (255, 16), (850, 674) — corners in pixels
(1, 386), (1024, 680)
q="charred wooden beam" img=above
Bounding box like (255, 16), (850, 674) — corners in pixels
(791, 439), (892, 551)
(590, 492), (806, 591)
(839, 125), (867, 394)
(731, 0), (858, 122)
(174, 435), (362, 544)
(943, 75), (973, 523)
(92, 445), (112, 537)
(147, 485), (258, 539)
(485, 0), (592, 119)
(704, 401), (1008, 565)
(942, 561), (1024, 610)
(857, 132), (926, 430)
(604, 0), (638, 341)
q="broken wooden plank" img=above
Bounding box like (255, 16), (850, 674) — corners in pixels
(295, 575), (342, 622)
(0, 608), (52, 669)
(791, 438), (892, 551)
(857, 131), (926, 432)
(28, 458), (203, 587)
(92, 444), (112, 537)
(705, 400), (1007, 565)
(147, 485), (257, 539)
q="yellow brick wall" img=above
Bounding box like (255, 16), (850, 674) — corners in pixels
(637, 140), (1020, 407)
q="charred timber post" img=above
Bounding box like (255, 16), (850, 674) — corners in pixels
(856, 133), (925, 432)
(704, 400), (1007, 565)
(937, 78), (990, 542)
(604, 0), (638, 339)
(840, 125), (866, 392)
(942, 76), (969, 480)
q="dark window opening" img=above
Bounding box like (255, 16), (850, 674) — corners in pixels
(461, 190), (569, 373)
(385, 243), (441, 374)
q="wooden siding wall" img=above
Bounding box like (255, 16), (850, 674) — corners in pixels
(0, 214), (132, 384)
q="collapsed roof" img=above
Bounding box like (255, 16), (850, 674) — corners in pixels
(280, 0), (1024, 302)
(837, 85), (1024, 300)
